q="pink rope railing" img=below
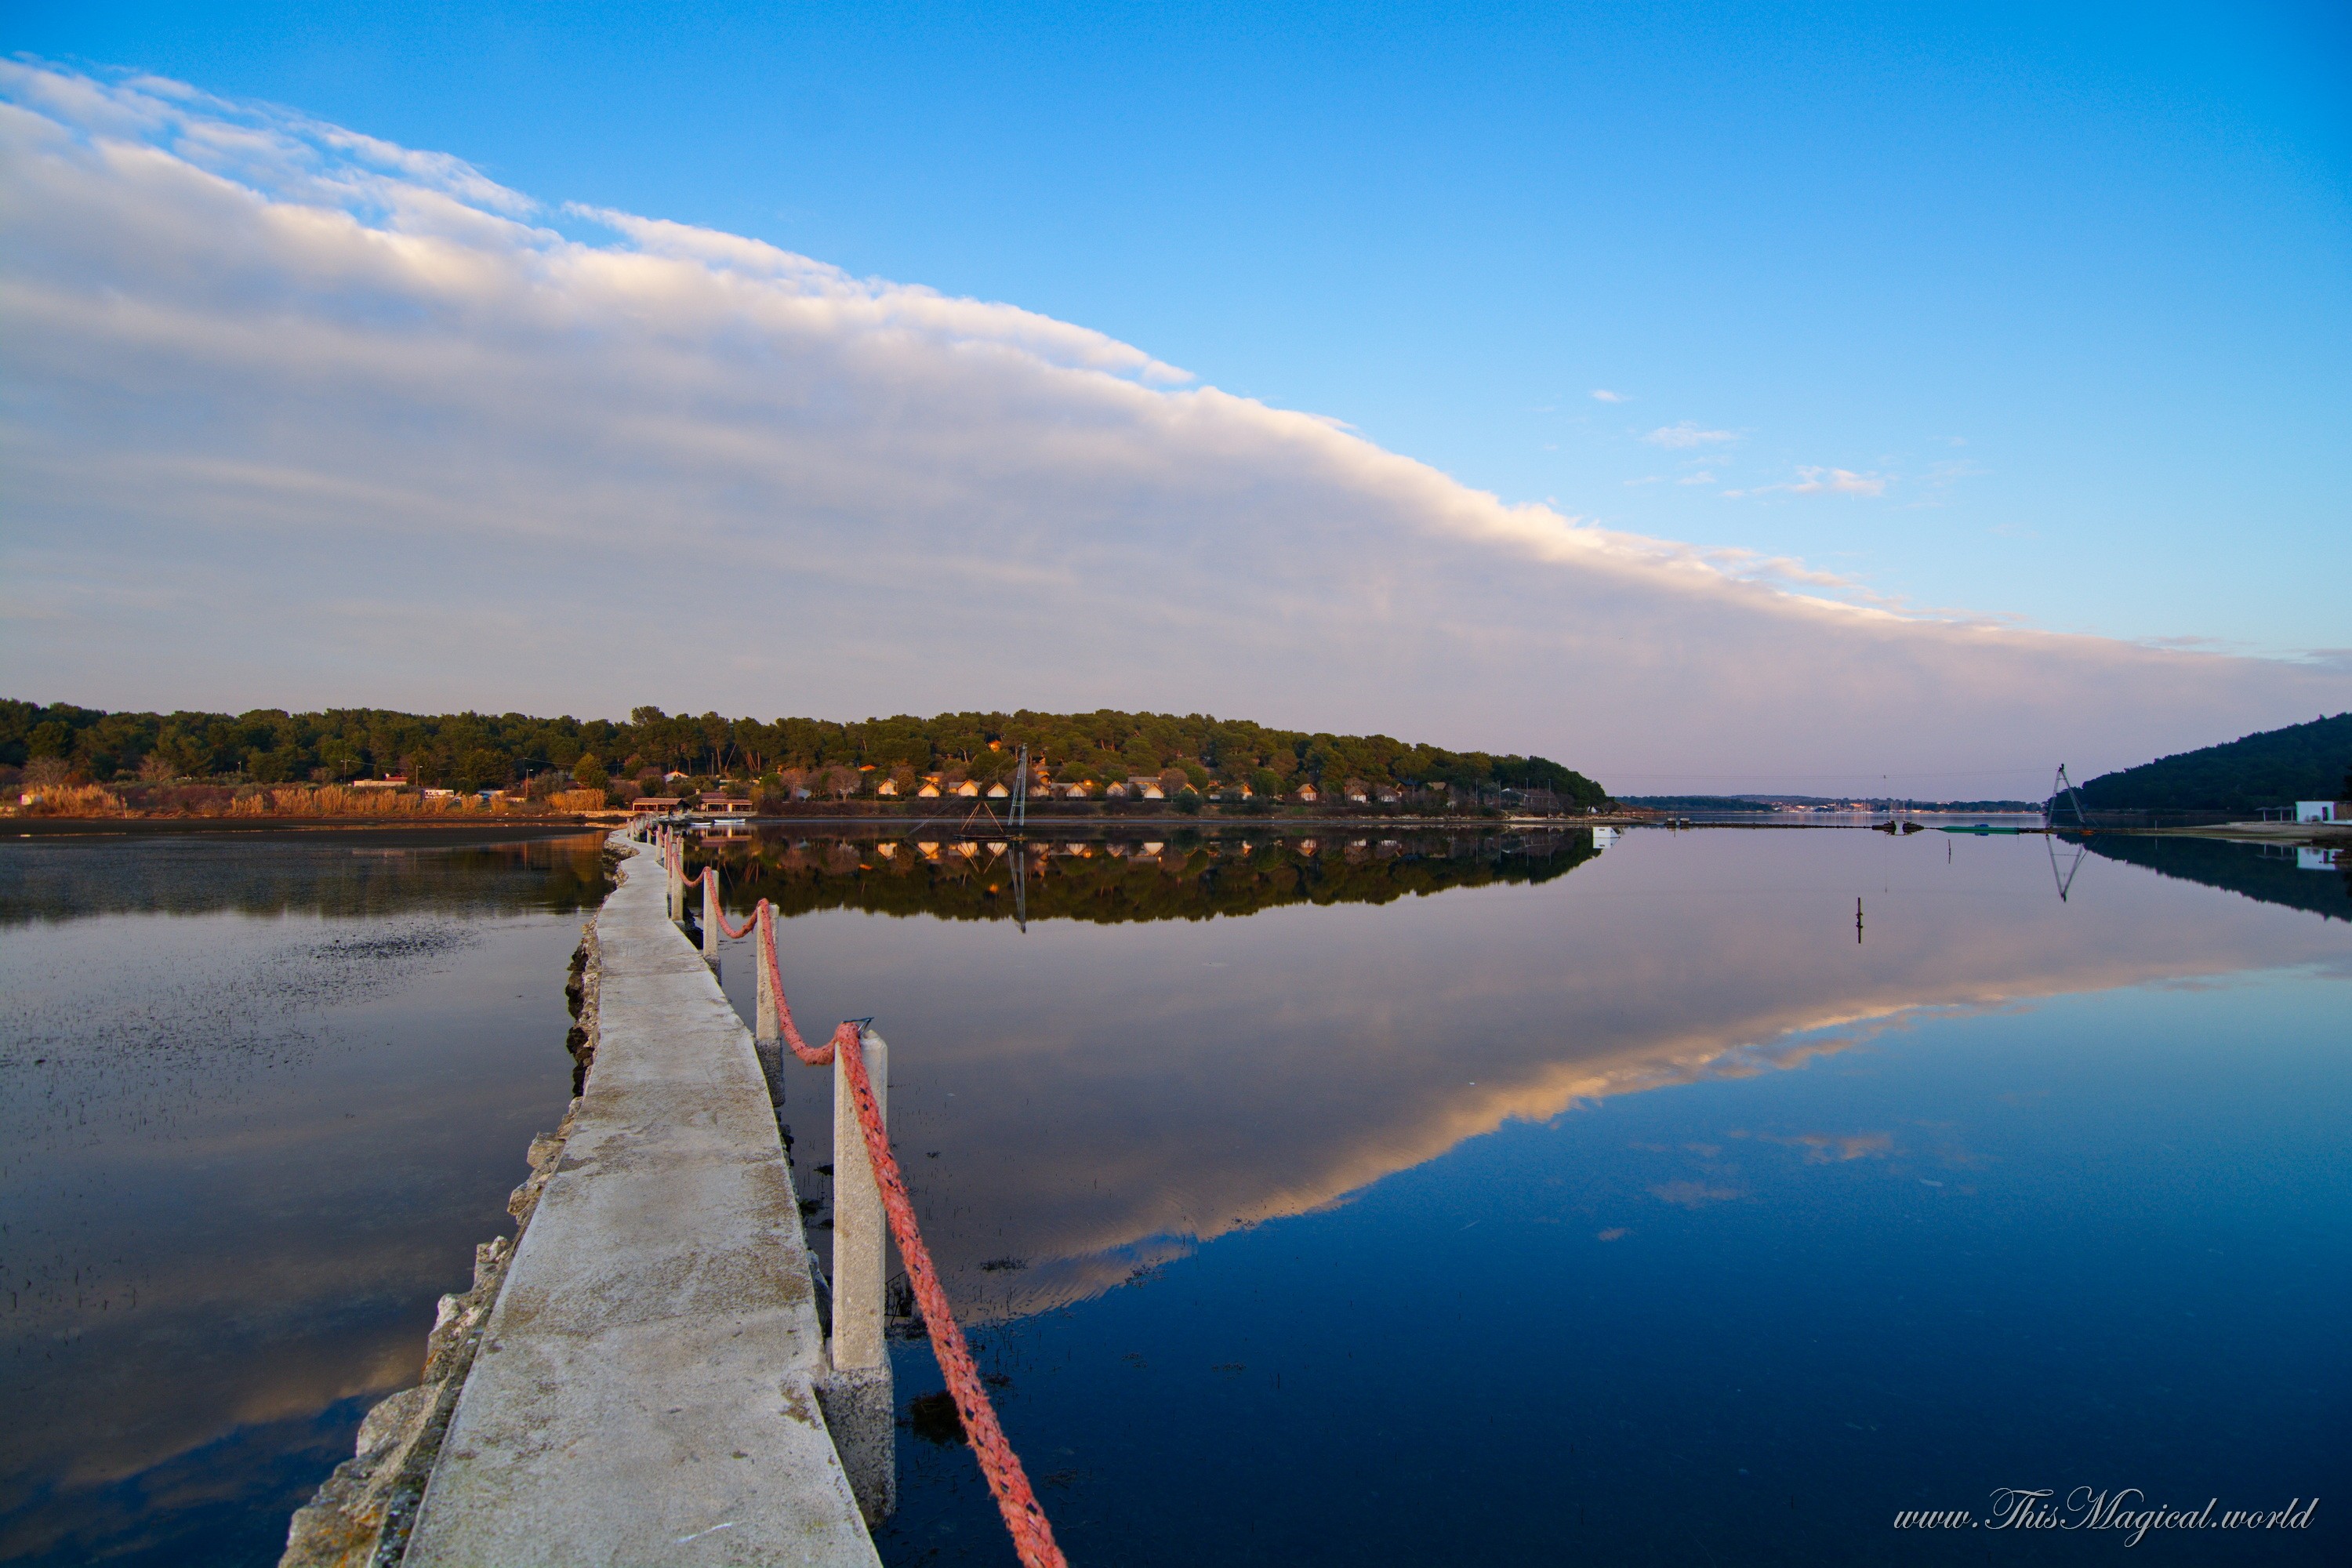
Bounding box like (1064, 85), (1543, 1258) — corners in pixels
(831, 1016), (1067, 1566)
(697, 866), (760, 938)
(658, 829), (1069, 1568)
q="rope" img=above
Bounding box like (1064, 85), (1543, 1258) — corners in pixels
(670, 844), (772, 940)
(757, 902), (835, 1066)
(833, 1021), (1069, 1568)
(699, 868), (760, 939)
(742, 880), (1069, 1566)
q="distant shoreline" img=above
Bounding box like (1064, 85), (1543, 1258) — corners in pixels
(10, 811), (2343, 848)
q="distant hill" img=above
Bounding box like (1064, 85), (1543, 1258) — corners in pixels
(0, 699), (1606, 808)
(2074, 713), (2352, 815)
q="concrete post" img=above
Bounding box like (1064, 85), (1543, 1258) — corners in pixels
(818, 1026), (895, 1521)
(754, 907), (779, 1044)
(700, 869), (720, 961)
(831, 1029), (887, 1370)
(666, 835), (684, 924)
(753, 906), (784, 1112)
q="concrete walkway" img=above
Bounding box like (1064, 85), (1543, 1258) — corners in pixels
(403, 837), (880, 1567)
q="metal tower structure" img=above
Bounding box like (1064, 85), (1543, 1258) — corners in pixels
(2046, 764), (2089, 829)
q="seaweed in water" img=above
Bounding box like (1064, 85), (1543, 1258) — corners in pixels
(905, 1391), (964, 1447)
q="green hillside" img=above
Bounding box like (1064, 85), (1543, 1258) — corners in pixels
(2074, 712), (2352, 814)
(0, 699), (1605, 808)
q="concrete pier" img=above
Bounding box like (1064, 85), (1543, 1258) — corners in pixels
(400, 834), (882, 1566)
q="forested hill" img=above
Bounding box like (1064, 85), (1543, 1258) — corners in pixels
(2075, 712), (2352, 813)
(0, 701), (1606, 806)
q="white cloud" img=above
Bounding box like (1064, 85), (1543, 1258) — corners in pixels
(1723, 467), (1886, 499)
(1786, 466), (1887, 497)
(1642, 420), (1737, 448)
(1, 61), (2343, 791)
(1676, 471), (1715, 486)
(1590, 388), (1631, 403)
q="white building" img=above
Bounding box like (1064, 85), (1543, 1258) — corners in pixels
(2295, 800), (2347, 824)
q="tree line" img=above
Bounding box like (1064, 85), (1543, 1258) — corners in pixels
(0, 700), (1609, 807)
(2074, 712), (2351, 814)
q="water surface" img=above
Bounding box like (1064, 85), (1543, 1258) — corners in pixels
(1, 829), (606, 1566)
(5, 822), (2343, 1565)
(690, 824), (2347, 1564)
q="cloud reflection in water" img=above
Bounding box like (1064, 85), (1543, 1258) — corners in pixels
(707, 826), (2350, 1321)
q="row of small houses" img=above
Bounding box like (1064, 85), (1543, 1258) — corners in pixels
(629, 775), (1396, 811)
(872, 773), (1370, 802)
(868, 775), (1376, 802)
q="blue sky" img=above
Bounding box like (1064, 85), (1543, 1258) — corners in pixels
(2, 5), (2346, 790)
(18, 0), (2347, 654)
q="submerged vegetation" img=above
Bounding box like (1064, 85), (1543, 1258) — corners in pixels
(0, 832), (614, 927)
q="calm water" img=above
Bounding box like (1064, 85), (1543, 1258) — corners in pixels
(695, 825), (2348, 1566)
(0, 829), (607, 1566)
(4, 824), (2344, 1564)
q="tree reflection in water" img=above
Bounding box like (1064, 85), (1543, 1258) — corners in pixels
(687, 826), (1602, 927)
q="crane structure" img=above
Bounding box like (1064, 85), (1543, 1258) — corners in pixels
(2046, 764), (2089, 829)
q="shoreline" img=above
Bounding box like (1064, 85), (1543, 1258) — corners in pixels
(9, 811), (2347, 848)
